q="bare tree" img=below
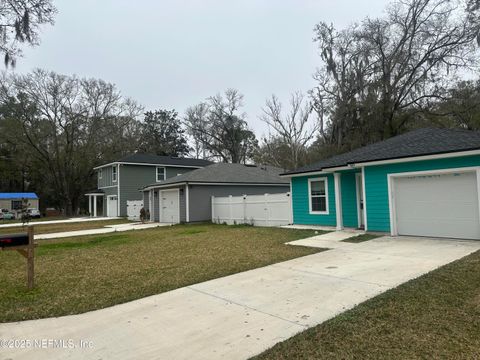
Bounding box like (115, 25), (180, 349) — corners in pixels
(0, 69), (142, 215)
(260, 92), (317, 169)
(184, 89), (258, 163)
(184, 103), (210, 159)
(312, 0), (480, 149)
(0, 0), (56, 66)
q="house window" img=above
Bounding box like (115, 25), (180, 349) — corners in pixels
(112, 166), (117, 182)
(308, 177), (329, 214)
(156, 167), (166, 182)
(98, 169), (103, 179)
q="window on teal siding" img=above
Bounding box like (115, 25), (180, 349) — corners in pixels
(112, 166), (117, 182)
(156, 167), (166, 182)
(308, 177), (329, 214)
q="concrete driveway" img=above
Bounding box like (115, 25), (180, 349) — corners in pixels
(1, 235), (479, 360)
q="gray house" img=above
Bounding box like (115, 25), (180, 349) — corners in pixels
(142, 163), (290, 223)
(85, 154), (212, 217)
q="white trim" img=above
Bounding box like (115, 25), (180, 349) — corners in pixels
(98, 185), (118, 189)
(308, 177), (329, 215)
(282, 166), (351, 178)
(156, 166), (166, 182)
(289, 180), (294, 224)
(185, 184), (190, 223)
(117, 165), (120, 216)
(355, 173), (363, 229)
(283, 149), (480, 178)
(387, 166), (480, 236)
(88, 196), (92, 216)
(334, 173), (343, 230)
(112, 165), (118, 183)
(355, 149), (480, 167)
(94, 162), (204, 170)
(361, 167), (368, 231)
(477, 170), (480, 226)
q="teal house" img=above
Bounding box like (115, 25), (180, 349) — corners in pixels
(283, 128), (480, 240)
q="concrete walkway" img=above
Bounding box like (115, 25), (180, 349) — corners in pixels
(0, 217), (120, 229)
(1, 236), (479, 360)
(35, 223), (171, 240)
(286, 230), (364, 249)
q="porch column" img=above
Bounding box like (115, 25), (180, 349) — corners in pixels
(93, 195), (98, 217)
(88, 196), (92, 216)
(334, 173), (343, 230)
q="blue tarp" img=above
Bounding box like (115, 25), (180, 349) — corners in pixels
(0, 193), (39, 199)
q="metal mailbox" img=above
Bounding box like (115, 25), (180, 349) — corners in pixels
(0, 233), (29, 248)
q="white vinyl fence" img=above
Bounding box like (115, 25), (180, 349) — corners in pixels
(127, 200), (144, 221)
(211, 193), (292, 227)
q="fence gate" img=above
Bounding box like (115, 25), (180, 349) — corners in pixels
(211, 193), (292, 227)
(127, 200), (144, 221)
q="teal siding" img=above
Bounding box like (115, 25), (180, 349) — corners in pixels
(291, 174), (337, 226)
(365, 154), (480, 232)
(340, 171), (359, 228)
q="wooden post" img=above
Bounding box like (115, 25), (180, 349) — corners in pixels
(27, 226), (34, 290)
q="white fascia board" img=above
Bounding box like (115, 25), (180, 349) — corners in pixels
(281, 166), (353, 178)
(354, 149), (480, 167)
(280, 149), (480, 178)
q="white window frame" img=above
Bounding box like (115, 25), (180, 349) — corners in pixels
(98, 168), (103, 179)
(308, 177), (329, 215)
(112, 166), (117, 183)
(156, 167), (166, 182)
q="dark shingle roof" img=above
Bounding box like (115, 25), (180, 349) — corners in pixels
(115, 153), (213, 167)
(285, 128), (480, 175)
(144, 163), (289, 189)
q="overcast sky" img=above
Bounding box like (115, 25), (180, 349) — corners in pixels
(12, 0), (390, 137)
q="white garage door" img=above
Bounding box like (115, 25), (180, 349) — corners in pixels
(160, 189), (180, 224)
(394, 171), (480, 240)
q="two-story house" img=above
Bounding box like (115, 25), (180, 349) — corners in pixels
(85, 154), (212, 217)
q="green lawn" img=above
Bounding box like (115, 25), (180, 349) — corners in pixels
(255, 249), (480, 360)
(0, 219), (131, 235)
(0, 216), (69, 225)
(0, 224), (323, 323)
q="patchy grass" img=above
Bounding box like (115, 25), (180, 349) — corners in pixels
(0, 216), (69, 225)
(255, 249), (480, 360)
(0, 219), (131, 235)
(0, 224), (324, 322)
(341, 233), (383, 243)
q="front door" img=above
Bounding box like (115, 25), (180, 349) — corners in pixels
(107, 196), (118, 217)
(160, 189), (180, 224)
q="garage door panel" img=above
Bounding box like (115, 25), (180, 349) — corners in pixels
(394, 172), (480, 240)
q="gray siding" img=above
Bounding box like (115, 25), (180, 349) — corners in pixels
(153, 190), (160, 221)
(188, 185), (290, 222)
(97, 164), (198, 217)
(97, 165), (117, 188)
(119, 165), (157, 216)
(143, 191), (149, 212)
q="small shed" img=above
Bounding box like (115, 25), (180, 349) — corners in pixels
(0, 193), (39, 211)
